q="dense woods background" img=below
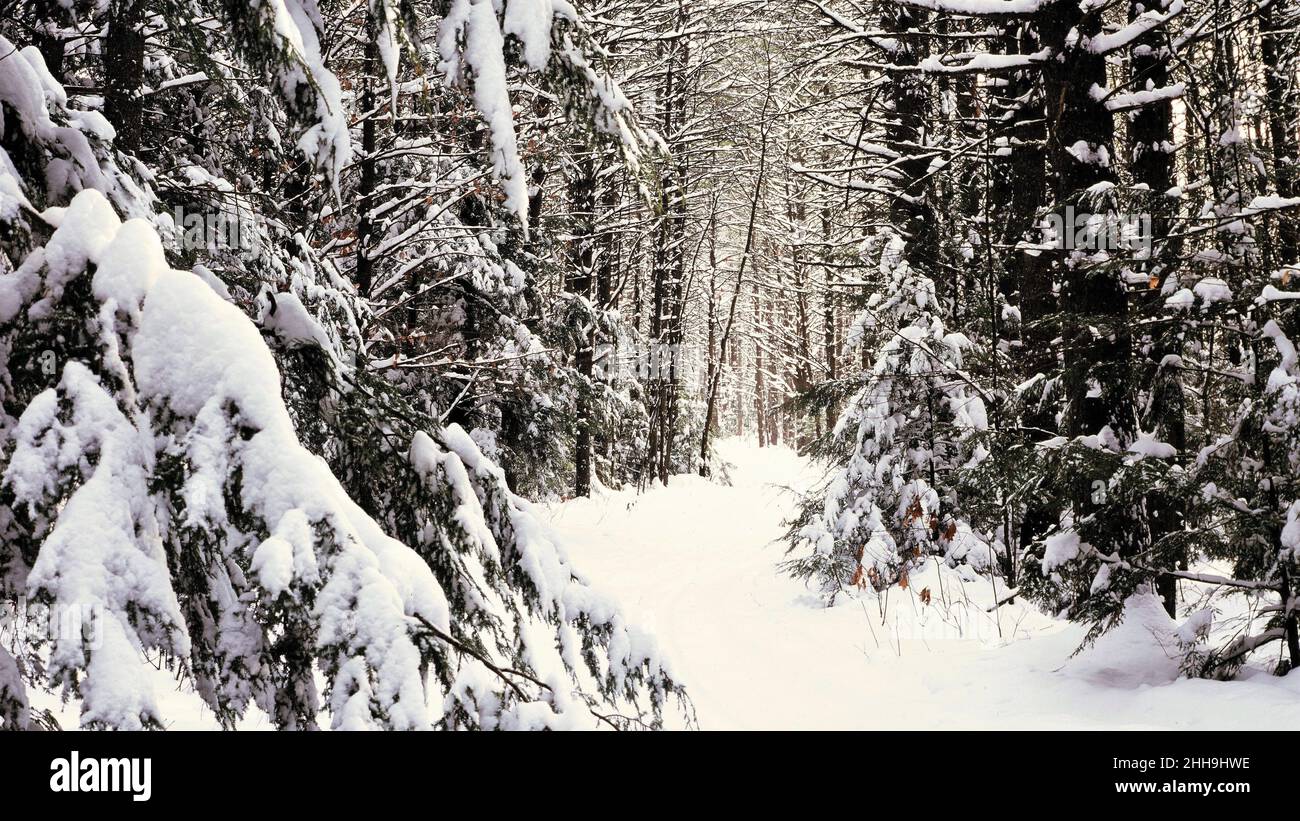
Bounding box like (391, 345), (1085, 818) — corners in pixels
(0, 0), (1298, 730)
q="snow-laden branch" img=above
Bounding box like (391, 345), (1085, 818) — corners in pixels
(894, 0), (1053, 16)
(1087, 0), (1185, 54)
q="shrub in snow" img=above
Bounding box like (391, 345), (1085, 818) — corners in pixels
(1013, 271), (1300, 673)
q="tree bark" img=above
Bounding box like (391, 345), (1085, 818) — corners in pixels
(1261, 0), (1299, 266)
(1129, 0), (1185, 616)
(1040, 0), (1136, 549)
(104, 0), (147, 154)
(569, 152), (598, 497)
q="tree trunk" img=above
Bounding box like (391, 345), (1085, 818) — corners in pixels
(354, 36), (379, 299)
(1261, 0), (1299, 266)
(882, 3), (936, 272)
(1041, 0), (1136, 548)
(104, 0), (147, 154)
(569, 152), (598, 497)
(1129, 0), (1184, 616)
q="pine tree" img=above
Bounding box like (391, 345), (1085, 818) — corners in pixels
(0, 0), (689, 729)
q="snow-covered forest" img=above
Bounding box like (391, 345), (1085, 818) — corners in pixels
(0, 0), (1298, 731)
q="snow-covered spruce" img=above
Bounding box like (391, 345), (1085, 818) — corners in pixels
(785, 232), (993, 600)
(783, 0), (1300, 679)
(0, 13), (685, 729)
(0, 187), (682, 729)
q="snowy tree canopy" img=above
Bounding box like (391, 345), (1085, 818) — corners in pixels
(0, 0), (685, 730)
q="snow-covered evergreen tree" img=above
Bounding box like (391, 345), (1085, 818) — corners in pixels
(0, 2), (687, 729)
(786, 232), (992, 598)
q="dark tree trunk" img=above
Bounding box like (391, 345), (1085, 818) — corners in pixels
(1261, 0), (1299, 266)
(821, 207), (838, 434)
(646, 1), (689, 485)
(994, 22), (1050, 370)
(569, 153), (598, 497)
(1040, 0), (1136, 550)
(593, 170), (618, 478)
(104, 0), (147, 154)
(34, 1), (67, 83)
(354, 38), (379, 299)
(881, 4), (936, 272)
(1129, 0), (1185, 616)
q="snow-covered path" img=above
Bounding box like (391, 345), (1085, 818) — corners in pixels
(546, 439), (1300, 730)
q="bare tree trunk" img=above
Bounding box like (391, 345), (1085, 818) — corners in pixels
(1041, 0), (1136, 550)
(593, 169), (618, 479)
(104, 0), (146, 154)
(821, 206), (837, 434)
(698, 90), (771, 474)
(1262, 0), (1299, 265)
(1129, 0), (1184, 616)
(34, 0), (67, 83)
(354, 35), (379, 299)
(569, 152), (598, 497)
(882, 2), (936, 272)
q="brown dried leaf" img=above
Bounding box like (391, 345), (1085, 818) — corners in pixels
(904, 496), (924, 525)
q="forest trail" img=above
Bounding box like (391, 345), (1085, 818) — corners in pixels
(546, 439), (838, 729)
(546, 439), (1300, 730)
(22, 438), (1300, 731)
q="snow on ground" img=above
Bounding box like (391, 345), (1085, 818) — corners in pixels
(21, 437), (1300, 730)
(545, 438), (1300, 730)
(24, 664), (271, 730)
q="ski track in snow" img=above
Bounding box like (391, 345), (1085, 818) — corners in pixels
(546, 438), (1300, 730)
